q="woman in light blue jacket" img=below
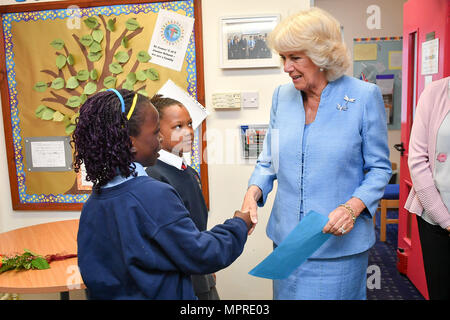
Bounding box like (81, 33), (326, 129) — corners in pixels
(241, 8), (391, 300)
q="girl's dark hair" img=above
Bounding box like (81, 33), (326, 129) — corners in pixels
(72, 89), (151, 190)
(150, 94), (183, 118)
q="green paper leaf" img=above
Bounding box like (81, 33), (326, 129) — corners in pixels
(125, 18), (139, 31)
(56, 54), (66, 69)
(50, 39), (64, 50)
(51, 77), (65, 90)
(126, 72), (136, 85)
(52, 111), (65, 122)
(145, 68), (159, 81)
(90, 69), (98, 80)
(84, 17), (99, 29)
(103, 76), (116, 89)
(136, 70), (147, 81)
(109, 62), (123, 75)
(87, 51), (102, 62)
(35, 105), (47, 118)
(42, 108), (55, 120)
(66, 54), (75, 66)
(24, 249), (36, 256)
(66, 76), (79, 89)
(122, 80), (133, 91)
(137, 51), (151, 63)
(84, 82), (97, 95)
(65, 124), (76, 135)
(76, 70), (89, 81)
(92, 29), (104, 43)
(80, 34), (93, 47)
(31, 257), (50, 270)
(33, 81), (47, 92)
(121, 36), (129, 48)
(114, 51), (129, 63)
(63, 114), (71, 125)
(89, 42), (102, 53)
(66, 96), (83, 108)
(107, 18), (116, 32)
(80, 94), (88, 104)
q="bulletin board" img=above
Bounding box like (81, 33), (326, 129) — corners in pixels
(353, 37), (403, 130)
(0, 0), (209, 210)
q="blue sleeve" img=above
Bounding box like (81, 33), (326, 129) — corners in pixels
(248, 86), (279, 206)
(352, 84), (392, 216)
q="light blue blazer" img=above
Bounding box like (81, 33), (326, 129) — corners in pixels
(249, 75), (391, 259)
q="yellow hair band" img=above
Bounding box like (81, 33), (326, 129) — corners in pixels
(127, 94), (138, 120)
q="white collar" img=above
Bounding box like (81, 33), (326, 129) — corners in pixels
(157, 149), (186, 171)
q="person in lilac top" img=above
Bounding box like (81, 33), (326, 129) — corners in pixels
(405, 77), (450, 300)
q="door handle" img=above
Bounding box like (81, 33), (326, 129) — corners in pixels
(394, 142), (406, 156)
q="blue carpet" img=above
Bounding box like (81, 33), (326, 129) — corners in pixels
(367, 210), (424, 300)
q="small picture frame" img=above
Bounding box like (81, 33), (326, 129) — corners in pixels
(219, 14), (281, 69)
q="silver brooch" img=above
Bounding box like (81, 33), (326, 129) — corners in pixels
(337, 95), (356, 111)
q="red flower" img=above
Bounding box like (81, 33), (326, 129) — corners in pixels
(0, 255), (3, 268)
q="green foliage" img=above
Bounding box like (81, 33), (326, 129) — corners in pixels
(145, 68), (159, 81)
(87, 51), (102, 62)
(80, 34), (93, 47)
(125, 18), (140, 31)
(109, 62), (123, 75)
(114, 51), (129, 63)
(66, 76), (79, 89)
(76, 70), (90, 81)
(84, 17), (99, 29)
(92, 29), (104, 43)
(83, 82), (97, 95)
(103, 76), (117, 89)
(67, 54), (75, 66)
(51, 77), (65, 90)
(137, 51), (151, 63)
(56, 54), (67, 69)
(107, 18), (116, 32)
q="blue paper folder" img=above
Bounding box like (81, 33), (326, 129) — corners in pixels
(249, 210), (331, 279)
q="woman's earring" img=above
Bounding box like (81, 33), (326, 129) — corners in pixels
(131, 146), (137, 153)
(319, 68), (324, 72)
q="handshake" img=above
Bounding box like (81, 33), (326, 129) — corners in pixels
(233, 210), (254, 234)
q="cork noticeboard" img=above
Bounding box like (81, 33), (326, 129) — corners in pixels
(0, 0), (208, 210)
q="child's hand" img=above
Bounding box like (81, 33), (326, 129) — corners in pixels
(233, 210), (254, 233)
(241, 185), (262, 235)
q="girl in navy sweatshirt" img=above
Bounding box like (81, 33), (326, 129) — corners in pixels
(73, 89), (252, 299)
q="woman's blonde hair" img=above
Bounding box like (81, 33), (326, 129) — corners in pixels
(268, 7), (350, 81)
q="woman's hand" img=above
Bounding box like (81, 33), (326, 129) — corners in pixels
(322, 198), (365, 236)
(241, 185), (262, 235)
